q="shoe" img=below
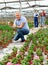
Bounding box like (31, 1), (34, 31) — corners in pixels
(12, 39), (17, 43)
(20, 40), (28, 42)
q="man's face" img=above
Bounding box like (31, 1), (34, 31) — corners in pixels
(16, 12), (21, 20)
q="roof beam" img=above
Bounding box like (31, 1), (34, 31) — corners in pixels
(0, 0), (43, 4)
(0, 0), (33, 4)
(0, 5), (48, 10)
(25, 0), (32, 7)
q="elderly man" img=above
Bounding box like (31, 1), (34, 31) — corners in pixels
(13, 12), (29, 42)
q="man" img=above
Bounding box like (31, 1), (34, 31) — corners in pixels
(34, 10), (39, 27)
(13, 12), (29, 42)
(40, 10), (46, 27)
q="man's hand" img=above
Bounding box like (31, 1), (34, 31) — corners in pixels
(11, 24), (16, 28)
(13, 25), (16, 28)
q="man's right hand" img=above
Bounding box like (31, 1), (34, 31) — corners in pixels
(12, 24), (16, 28)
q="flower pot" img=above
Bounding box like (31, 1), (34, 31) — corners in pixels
(34, 47), (36, 51)
(2, 44), (6, 48)
(25, 46), (28, 51)
(42, 46), (46, 52)
(4, 61), (8, 65)
(29, 61), (33, 65)
(0, 41), (2, 46)
(31, 54), (34, 60)
(44, 50), (48, 55)
(2, 43), (8, 48)
(47, 55), (48, 59)
(18, 59), (21, 64)
(41, 62), (43, 65)
(12, 53), (16, 57)
(8, 40), (12, 44)
(8, 56), (12, 59)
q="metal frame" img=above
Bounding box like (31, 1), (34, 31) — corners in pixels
(0, 0), (48, 22)
(0, 0), (48, 10)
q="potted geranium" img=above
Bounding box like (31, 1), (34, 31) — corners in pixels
(33, 59), (41, 65)
(26, 54), (33, 65)
(21, 59), (29, 65)
(24, 42), (29, 50)
(0, 62), (5, 65)
(19, 47), (25, 55)
(12, 46), (17, 57)
(28, 49), (34, 60)
(44, 46), (48, 55)
(39, 56), (44, 65)
(46, 59), (48, 65)
(17, 54), (23, 60)
(16, 54), (24, 64)
(11, 57), (18, 64)
(26, 54), (31, 62)
(6, 53), (12, 59)
(27, 34), (33, 41)
(28, 49), (34, 54)
(30, 44), (36, 51)
(36, 48), (42, 56)
(2, 55), (9, 64)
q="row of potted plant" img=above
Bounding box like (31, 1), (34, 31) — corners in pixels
(20, 28), (48, 65)
(0, 33), (31, 65)
(0, 24), (14, 48)
(34, 28), (48, 55)
(0, 28), (48, 65)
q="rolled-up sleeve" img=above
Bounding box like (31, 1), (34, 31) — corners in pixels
(21, 17), (27, 24)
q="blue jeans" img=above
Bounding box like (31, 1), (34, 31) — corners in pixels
(14, 29), (29, 41)
(34, 17), (38, 27)
(40, 16), (45, 26)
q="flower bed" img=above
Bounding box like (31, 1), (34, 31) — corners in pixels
(45, 20), (48, 25)
(0, 28), (48, 65)
(0, 24), (14, 48)
(28, 22), (34, 28)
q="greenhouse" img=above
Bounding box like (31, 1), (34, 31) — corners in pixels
(0, 0), (48, 65)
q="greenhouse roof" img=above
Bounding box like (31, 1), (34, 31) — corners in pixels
(0, 0), (48, 16)
(0, 0), (48, 10)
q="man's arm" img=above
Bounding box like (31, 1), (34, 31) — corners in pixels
(13, 22), (25, 28)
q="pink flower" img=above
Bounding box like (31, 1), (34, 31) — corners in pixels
(15, 64), (20, 65)
(34, 55), (39, 59)
(19, 52), (23, 55)
(7, 62), (12, 65)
